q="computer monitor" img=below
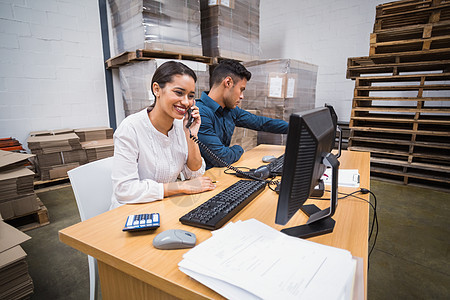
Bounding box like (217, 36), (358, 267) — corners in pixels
(275, 107), (340, 239)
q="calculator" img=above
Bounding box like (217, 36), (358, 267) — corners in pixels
(122, 213), (160, 232)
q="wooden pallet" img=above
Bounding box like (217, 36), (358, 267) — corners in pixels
(34, 176), (70, 190)
(106, 49), (213, 69)
(347, 0), (450, 191)
(370, 20), (450, 55)
(4, 199), (50, 232)
(374, 0), (450, 32)
(347, 51), (450, 78)
(370, 155), (450, 190)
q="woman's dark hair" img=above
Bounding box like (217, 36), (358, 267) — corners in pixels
(210, 59), (251, 88)
(150, 61), (197, 102)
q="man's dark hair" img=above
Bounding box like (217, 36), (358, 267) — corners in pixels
(210, 59), (251, 88)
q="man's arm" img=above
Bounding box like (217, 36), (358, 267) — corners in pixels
(234, 107), (289, 133)
(197, 112), (244, 168)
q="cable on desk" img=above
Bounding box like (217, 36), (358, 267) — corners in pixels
(268, 179), (280, 192)
(223, 166), (251, 175)
(312, 188), (379, 266)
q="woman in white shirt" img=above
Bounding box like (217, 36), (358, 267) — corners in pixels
(110, 61), (216, 209)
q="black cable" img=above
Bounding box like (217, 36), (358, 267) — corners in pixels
(313, 188), (379, 261)
(268, 179), (280, 192)
(189, 132), (272, 184)
(224, 167), (251, 175)
(341, 189), (378, 260)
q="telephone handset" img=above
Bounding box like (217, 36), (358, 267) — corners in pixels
(185, 108), (194, 129)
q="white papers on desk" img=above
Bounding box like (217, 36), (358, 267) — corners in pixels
(178, 219), (357, 300)
(321, 169), (360, 188)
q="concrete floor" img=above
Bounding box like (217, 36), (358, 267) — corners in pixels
(20, 179), (450, 299)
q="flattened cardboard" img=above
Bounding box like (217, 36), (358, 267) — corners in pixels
(0, 151), (34, 169)
(0, 246), (27, 269)
(0, 221), (31, 253)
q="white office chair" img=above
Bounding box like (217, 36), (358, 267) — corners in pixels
(68, 156), (114, 300)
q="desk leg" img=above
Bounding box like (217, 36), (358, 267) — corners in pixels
(97, 261), (180, 300)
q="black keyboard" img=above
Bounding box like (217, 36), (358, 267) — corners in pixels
(266, 154), (284, 176)
(179, 180), (266, 230)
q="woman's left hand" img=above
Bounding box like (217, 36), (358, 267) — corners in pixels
(184, 101), (201, 136)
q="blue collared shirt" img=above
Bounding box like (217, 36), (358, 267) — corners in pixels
(197, 91), (289, 169)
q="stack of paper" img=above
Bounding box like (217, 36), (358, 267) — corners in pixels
(179, 219), (357, 300)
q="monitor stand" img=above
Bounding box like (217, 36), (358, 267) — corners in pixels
(280, 153), (339, 239)
(310, 180), (325, 197)
(281, 205), (335, 239)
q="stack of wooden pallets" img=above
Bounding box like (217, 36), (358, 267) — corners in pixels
(347, 0), (450, 190)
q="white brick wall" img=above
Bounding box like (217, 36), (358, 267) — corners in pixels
(260, 0), (383, 121)
(0, 0), (108, 149)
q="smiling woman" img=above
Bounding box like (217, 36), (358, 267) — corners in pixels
(110, 61), (216, 210)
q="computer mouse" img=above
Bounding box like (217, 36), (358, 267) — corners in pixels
(152, 229), (196, 250)
(262, 155), (276, 163)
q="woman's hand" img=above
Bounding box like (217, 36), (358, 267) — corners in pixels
(180, 176), (216, 194)
(184, 100), (201, 137)
(163, 176), (216, 197)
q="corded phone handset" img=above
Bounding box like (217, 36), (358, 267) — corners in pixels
(185, 108), (195, 129)
(184, 108), (270, 182)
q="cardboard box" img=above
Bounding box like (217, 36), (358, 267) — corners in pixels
(0, 221), (33, 299)
(230, 110), (259, 152)
(200, 0), (260, 60)
(0, 150), (34, 172)
(118, 59), (209, 117)
(36, 150), (88, 168)
(29, 128), (73, 136)
(81, 139), (114, 162)
(0, 168), (35, 202)
(241, 59), (318, 145)
(27, 133), (82, 154)
(108, 0), (202, 56)
(74, 127), (114, 142)
(0, 194), (39, 220)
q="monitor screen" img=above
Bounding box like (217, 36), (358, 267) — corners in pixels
(275, 107), (339, 238)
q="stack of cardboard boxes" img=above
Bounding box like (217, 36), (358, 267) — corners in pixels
(229, 110), (259, 152)
(200, 0), (260, 61)
(27, 131), (85, 181)
(75, 127), (114, 163)
(108, 0), (203, 56)
(0, 220), (34, 299)
(0, 151), (39, 221)
(242, 59), (318, 145)
(27, 127), (115, 181)
(118, 59), (210, 117)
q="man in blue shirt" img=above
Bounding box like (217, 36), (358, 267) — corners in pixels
(196, 59), (288, 169)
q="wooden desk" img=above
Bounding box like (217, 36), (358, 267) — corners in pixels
(59, 145), (370, 300)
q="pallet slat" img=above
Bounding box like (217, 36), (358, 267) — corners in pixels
(4, 198), (50, 232)
(106, 49), (213, 69)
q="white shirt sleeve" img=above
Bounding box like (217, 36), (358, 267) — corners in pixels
(181, 156), (206, 180)
(111, 120), (164, 206)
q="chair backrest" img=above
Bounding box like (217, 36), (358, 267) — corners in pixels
(68, 157), (113, 221)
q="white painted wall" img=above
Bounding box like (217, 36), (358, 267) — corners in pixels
(0, 0), (109, 148)
(260, 0), (383, 121)
(0, 0), (387, 149)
